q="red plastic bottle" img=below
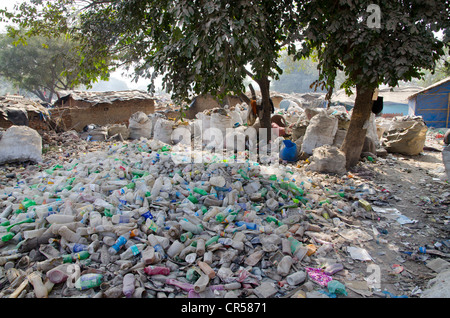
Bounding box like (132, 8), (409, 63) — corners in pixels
(144, 266), (170, 275)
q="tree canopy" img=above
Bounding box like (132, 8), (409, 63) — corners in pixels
(0, 33), (84, 102)
(294, 0), (449, 167)
(1, 0), (449, 167)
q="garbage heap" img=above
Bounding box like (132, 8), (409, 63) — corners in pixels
(0, 101), (442, 299)
(0, 129), (392, 298)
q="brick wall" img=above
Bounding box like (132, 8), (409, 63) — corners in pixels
(52, 98), (155, 132)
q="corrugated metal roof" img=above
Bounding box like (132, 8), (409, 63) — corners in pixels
(332, 86), (423, 105)
(407, 77), (450, 100)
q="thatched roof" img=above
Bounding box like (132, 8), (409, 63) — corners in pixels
(0, 95), (50, 119)
(55, 90), (156, 107)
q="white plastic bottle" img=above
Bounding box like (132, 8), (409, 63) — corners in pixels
(120, 244), (145, 260)
(123, 273), (135, 298)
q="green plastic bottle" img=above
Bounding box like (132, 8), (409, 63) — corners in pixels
(205, 235), (219, 247)
(289, 182), (304, 195)
(1, 232), (14, 242)
(193, 187), (208, 196)
(266, 216), (283, 226)
(180, 232), (193, 242)
(187, 194), (199, 204)
(74, 273), (103, 290)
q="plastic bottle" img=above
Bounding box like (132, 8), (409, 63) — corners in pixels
(46, 264), (70, 284)
(89, 211), (102, 228)
(28, 272), (48, 298)
(168, 224), (181, 240)
(186, 268), (201, 283)
(141, 246), (157, 265)
(148, 234), (166, 259)
(324, 263), (344, 275)
(123, 273), (135, 298)
(46, 214), (77, 224)
(120, 244), (145, 259)
(144, 266), (170, 276)
(193, 187), (208, 196)
(180, 231), (193, 243)
(196, 239), (205, 256)
(150, 177), (163, 199)
(198, 261), (215, 279)
(58, 226), (85, 244)
(67, 243), (89, 253)
(244, 250), (264, 266)
(13, 211), (37, 223)
(205, 235), (219, 248)
(179, 219), (203, 234)
(165, 278), (194, 292)
(74, 273), (103, 290)
(193, 273), (210, 293)
(235, 221), (258, 230)
(0, 205), (13, 220)
(112, 214), (134, 224)
(203, 207), (221, 222)
(187, 194), (199, 204)
(266, 216), (283, 226)
(108, 232), (131, 255)
(73, 251), (90, 261)
(277, 255), (293, 276)
(286, 271), (306, 286)
(167, 240), (185, 258)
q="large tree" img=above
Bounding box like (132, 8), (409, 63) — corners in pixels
(295, 0), (449, 168)
(1, 0), (303, 141)
(0, 33), (84, 102)
(3, 1), (448, 168)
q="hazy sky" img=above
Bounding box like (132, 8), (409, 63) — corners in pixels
(0, 0), (153, 90)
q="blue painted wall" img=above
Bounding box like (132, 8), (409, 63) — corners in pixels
(408, 80), (450, 128)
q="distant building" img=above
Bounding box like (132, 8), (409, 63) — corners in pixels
(408, 77), (450, 128)
(332, 86), (423, 115)
(52, 90), (156, 131)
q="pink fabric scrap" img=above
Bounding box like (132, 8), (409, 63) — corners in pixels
(305, 267), (332, 286)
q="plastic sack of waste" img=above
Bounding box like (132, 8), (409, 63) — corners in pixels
(210, 112), (232, 143)
(230, 105), (245, 127)
(89, 126), (108, 141)
(194, 112), (211, 146)
(0, 125), (42, 164)
(301, 112), (338, 155)
(129, 111), (152, 140)
(153, 118), (174, 144)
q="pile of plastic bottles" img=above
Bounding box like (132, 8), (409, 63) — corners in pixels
(0, 136), (369, 298)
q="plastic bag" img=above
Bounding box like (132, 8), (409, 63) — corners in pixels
(153, 118), (174, 144)
(280, 140), (297, 162)
(129, 112), (152, 140)
(327, 280), (348, 296)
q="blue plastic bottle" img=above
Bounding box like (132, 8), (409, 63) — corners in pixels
(235, 221), (258, 230)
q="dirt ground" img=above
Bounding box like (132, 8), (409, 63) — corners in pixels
(334, 134), (449, 298)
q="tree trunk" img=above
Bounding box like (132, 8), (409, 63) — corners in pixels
(341, 84), (375, 169)
(256, 76), (272, 142)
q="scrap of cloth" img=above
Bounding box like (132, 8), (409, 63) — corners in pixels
(305, 267), (332, 286)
